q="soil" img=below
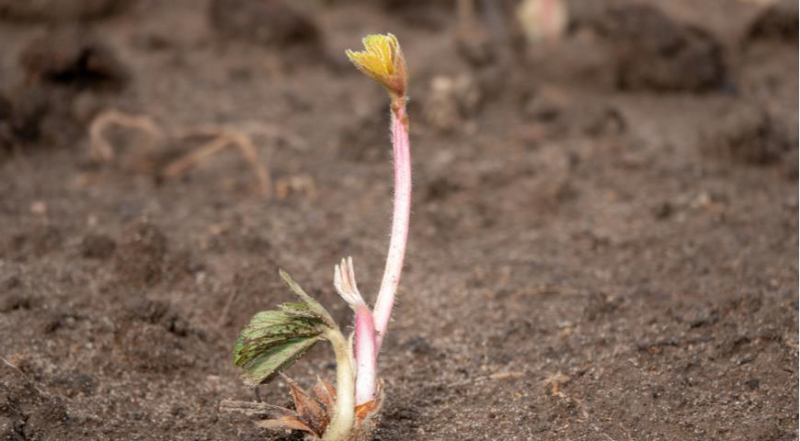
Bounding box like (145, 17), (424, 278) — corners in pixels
(0, 0), (797, 440)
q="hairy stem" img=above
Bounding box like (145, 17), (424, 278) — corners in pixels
(323, 329), (355, 441)
(372, 97), (411, 352)
(354, 304), (377, 406)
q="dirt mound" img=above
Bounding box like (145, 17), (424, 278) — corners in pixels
(0, 0), (132, 22)
(113, 220), (168, 289)
(746, 0), (798, 44)
(80, 234), (117, 260)
(209, 0), (319, 48)
(20, 27), (129, 92)
(701, 103), (793, 166)
(113, 298), (198, 373)
(0, 364), (71, 441)
(595, 5), (727, 92)
(1, 27), (128, 152)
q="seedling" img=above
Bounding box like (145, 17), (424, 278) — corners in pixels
(226, 34), (411, 440)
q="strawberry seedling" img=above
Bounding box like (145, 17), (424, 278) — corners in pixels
(226, 33), (412, 441)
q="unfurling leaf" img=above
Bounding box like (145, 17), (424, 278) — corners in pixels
(346, 33), (408, 99)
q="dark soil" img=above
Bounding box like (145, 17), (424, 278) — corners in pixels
(0, 0), (797, 440)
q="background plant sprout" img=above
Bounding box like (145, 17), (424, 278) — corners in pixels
(226, 33), (411, 441)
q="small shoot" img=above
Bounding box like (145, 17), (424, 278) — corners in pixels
(227, 33), (412, 441)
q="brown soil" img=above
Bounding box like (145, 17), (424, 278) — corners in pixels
(0, 0), (797, 440)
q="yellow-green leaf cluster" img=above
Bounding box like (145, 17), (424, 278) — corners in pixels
(346, 33), (408, 99)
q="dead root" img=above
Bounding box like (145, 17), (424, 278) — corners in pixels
(89, 110), (163, 163)
(88, 109), (307, 198)
(221, 376), (383, 440)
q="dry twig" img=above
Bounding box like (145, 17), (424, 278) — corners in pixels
(88, 109), (283, 197)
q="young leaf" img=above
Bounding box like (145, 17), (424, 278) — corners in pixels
(234, 271), (342, 387)
(234, 308), (326, 386)
(237, 334), (323, 387)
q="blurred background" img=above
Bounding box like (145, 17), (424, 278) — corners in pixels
(0, 0), (797, 440)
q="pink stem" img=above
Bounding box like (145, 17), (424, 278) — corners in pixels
(352, 98), (410, 405)
(542, 0), (555, 39)
(372, 99), (411, 352)
(353, 304), (377, 405)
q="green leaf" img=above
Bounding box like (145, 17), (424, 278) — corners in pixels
(237, 334), (323, 386)
(233, 271), (340, 386)
(235, 308), (322, 362)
